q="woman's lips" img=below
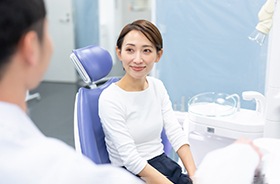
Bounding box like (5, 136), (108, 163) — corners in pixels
(131, 66), (146, 71)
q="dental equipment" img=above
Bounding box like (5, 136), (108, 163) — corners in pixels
(187, 92), (265, 166)
(248, 0), (275, 46)
(242, 91), (266, 116)
(259, 0), (280, 138)
(248, 0), (280, 138)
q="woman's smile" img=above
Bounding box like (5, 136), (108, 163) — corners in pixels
(130, 65), (146, 71)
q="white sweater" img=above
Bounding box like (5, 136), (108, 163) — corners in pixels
(99, 76), (189, 174)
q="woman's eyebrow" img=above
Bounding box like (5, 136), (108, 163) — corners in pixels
(124, 43), (154, 48)
(125, 43), (135, 47)
(142, 45), (153, 48)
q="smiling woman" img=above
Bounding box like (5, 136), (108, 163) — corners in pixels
(99, 19), (196, 184)
(116, 29), (162, 88)
(115, 20), (163, 88)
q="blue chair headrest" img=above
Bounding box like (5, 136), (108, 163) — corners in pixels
(70, 45), (113, 84)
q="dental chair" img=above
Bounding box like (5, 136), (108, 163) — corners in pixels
(70, 45), (172, 165)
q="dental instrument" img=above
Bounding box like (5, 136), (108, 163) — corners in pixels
(262, 0), (280, 138)
(249, 0), (280, 138)
(248, 0), (275, 46)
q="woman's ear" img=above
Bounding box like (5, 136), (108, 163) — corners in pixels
(155, 49), (163, 63)
(19, 31), (39, 66)
(116, 46), (122, 61)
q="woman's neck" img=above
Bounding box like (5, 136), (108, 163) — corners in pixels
(116, 75), (148, 91)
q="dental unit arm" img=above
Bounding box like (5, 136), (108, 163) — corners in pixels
(242, 91), (266, 116)
(248, 0), (280, 138)
(263, 0), (280, 138)
(248, 0), (275, 45)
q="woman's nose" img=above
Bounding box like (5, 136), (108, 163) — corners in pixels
(133, 53), (143, 63)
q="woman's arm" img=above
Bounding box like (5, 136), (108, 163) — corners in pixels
(138, 163), (173, 184)
(177, 144), (197, 177)
(156, 79), (197, 177)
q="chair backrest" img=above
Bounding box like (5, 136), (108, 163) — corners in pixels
(71, 45), (115, 164)
(74, 78), (119, 164)
(71, 45), (172, 165)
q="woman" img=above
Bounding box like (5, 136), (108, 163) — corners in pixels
(99, 19), (196, 184)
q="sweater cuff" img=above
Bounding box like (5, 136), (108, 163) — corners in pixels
(173, 135), (189, 152)
(129, 159), (148, 175)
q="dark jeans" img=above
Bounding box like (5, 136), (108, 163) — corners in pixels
(148, 153), (193, 184)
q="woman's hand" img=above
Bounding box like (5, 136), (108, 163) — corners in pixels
(235, 138), (262, 159)
(138, 164), (173, 184)
(177, 144), (197, 177)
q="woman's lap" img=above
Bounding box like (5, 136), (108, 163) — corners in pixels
(147, 153), (192, 184)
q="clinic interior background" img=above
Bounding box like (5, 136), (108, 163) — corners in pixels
(42, 0), (267, 113)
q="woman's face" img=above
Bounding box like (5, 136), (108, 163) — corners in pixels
(116, 30), (162, 80)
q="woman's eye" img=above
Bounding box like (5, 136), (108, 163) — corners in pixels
(126, 48), (134, 53)
(144, 49), (152, 53)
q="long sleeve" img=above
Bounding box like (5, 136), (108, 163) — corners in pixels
(155, 79), (189, 151)
(99, 86), (148, 174)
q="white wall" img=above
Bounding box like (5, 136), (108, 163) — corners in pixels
(44, 0), (76, 83)
(155, 0), (267, 110)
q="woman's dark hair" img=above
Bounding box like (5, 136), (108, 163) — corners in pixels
(0, 0), (46, 77)
(116, 19), (163, 52)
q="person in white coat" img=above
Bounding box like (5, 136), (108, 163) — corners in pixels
(0, 0), (143, 183)
(193, 138), (280, 184)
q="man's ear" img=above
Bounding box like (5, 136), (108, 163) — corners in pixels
(19, 31), (39, 66)
(155, 49), (163, 63)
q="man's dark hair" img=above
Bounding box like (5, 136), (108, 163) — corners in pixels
(0, 0), (46, 77)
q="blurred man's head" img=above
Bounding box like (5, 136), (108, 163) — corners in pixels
(0, 0), (52, 89)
